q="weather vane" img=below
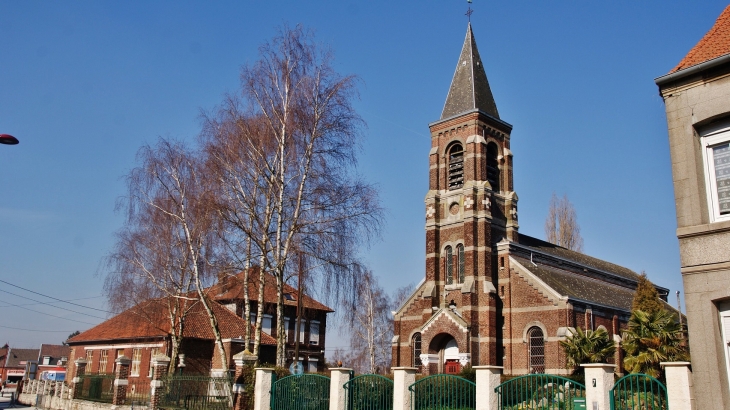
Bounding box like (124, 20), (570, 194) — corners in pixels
(465, 0), (474, 22)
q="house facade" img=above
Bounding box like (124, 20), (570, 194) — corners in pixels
(391, 23), (669, 376)
(655, 5), (730, 408)
(210, 270), (333, 373)
(66, 297), (277, 382)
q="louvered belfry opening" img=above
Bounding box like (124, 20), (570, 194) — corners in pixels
(487, 142), (500, 191)
(528, 327), (545, 373)
(448, 144), (464, 190)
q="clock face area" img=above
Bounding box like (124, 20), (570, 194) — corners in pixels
(449, 203), (460, 215)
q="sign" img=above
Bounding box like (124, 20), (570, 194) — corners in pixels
(572, 397), (587, 410)
(7, 370), (25, 376)
(289, 361), (304, 376)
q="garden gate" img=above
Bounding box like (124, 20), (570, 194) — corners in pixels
(159, 374), (233, 410)
(343, 374), (393, 410)
(494, 374), (586, 410)
(408, 374), (475, 410)
(609, 374), (667, 410)
(270, 374), (330, 410)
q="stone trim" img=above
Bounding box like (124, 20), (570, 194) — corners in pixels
(521, 321), (548, 343)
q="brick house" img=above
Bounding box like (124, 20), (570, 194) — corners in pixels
(209, 269), (333, 373)
(66, 296), (277, 382)
(391, 23), (669, 376)
(1, 348), (39, 384)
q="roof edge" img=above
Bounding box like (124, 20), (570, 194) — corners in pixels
(429, 109), (513, 130)
(655, 52), (730, 86)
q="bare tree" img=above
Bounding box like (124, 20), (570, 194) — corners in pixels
(342, 270), (392, 374)
(202, 25), (382, 365)
(105, 138), (229, 371)
(545, 193), (584, 252)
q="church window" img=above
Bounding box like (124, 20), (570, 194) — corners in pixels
(412, 333), (422, 367)
(445, 246), (453, 285)
(700, 118), (730, 221)
(448, 143), (464, 190)
(487, 142), (500, 191)
(528, 327), (545, 374)
(457, 244), (465, 284)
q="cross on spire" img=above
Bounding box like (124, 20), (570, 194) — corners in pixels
(465, 2), (474, 22)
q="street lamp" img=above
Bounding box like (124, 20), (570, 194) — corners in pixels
(0, 134), (19, 145)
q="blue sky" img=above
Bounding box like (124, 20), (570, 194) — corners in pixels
(0, 1), (725, 350)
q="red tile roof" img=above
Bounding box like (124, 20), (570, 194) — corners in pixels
(671, 6), (730, 73)
(209, 269), (334, 313)
(67, 297), (276, 345)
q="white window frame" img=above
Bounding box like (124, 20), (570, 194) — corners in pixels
(284, 317), (291, 343)
(262, 314), (273, 336)
(131, 348), (141, 377)
(701, 120), (730, 222)
(719, 301), (730, 397)
(309, 320), (320, 345)
(299, 319), (306, 344)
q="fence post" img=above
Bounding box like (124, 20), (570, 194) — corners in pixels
(149, 354), (171, 410)
(253, 368), (274, 410)
(112, 355), (131, 405)
(392, 367), (417, 410)
(233, 350), (258, 410)
(581, 363), (615, 410)
(661, 361), (694, 410)
(329, 368), (352, 410)
(71, 358), (88, 399)
(474, 366), (502, 410)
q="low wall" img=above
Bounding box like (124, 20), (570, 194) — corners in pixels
(18, 392), (149, 410)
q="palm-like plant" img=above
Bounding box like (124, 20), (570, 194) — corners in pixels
(622, 309), (690, 378)
(561, 327), (616, 371)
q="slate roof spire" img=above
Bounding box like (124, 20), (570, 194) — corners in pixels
(441, 23), (499, 120)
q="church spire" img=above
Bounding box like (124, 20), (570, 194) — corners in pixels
(441, 23), (499, 120)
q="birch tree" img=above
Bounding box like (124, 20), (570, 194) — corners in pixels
(545, 193), (584, 252)
(202, 25), (382, 365)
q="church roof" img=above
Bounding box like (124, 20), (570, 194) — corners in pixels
(441, 23), (499, 120)
(670, 5), (730, 74)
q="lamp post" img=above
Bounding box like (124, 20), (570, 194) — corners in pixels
(0, 134), (19, 145)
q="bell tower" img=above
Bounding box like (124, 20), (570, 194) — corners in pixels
(423, 23), (518, 367)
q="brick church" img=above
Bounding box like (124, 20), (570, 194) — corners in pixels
(390, 23), (669, 376)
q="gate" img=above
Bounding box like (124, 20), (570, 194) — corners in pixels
(609, 374), (667, 410)
(408, 374), (475, 410)
(494, 374), (585, 410)
(271, 374), (330, 410)
(344, 374), (393, 410)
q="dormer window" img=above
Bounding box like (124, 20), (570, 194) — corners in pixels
(448, 144), (464, 190)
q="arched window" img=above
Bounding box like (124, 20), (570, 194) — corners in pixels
(412, 333), (422, 367)
(456, 244), (465, 284)
(528, 327), (545, 374)
(448, 144), (464, 190)
(445, 246), (454, 285)
(487, 142), (500, 191)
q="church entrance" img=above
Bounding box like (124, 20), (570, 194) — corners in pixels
(429, 333), (462, 374)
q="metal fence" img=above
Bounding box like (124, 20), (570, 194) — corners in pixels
(127, 377), (152, 406)
(609, 374), (667, 410)
(344, 374), (393, 410)
(271, 374), (331, 410)
(159, 374), (233, 410)
(78, 373), (116, 403)
(408, 374), (476, 410)
(494, 374), (586, 410)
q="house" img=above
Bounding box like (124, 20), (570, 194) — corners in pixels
(0, 348), (39, 384)
(655, 5), (730, 407)
(391, 23), (670, 376)
(209, 269), (334, 373)
(65, 296), (277, 382)
(36, 344), (69, 381)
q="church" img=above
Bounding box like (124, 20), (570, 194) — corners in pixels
(390, 23), (669, 376)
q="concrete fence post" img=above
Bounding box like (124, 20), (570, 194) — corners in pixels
(253, 368), (274, 410)
(474, 366), (502, 410)
(392, 367), (417, 410)
(661, 361), (694, 410)
(329, 368), (352, 410)
(149, 354), (171, 410)
(581, 364), (615, 410)
(71, 358), (88, 399)
(112, 355), (131, 405)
